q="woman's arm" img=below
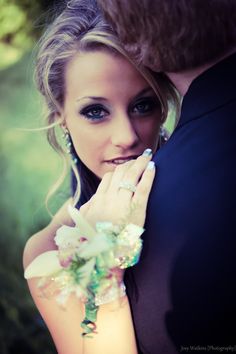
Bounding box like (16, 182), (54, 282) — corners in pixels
(23, 203), (138, 354)
(23, 199), (85, 353)
(26, 279), (136, 354)
(23, 152), (155, 354)
(83, 297), (137, 354)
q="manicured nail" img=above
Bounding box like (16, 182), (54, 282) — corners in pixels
(147, 161), (155, 170)
(142, 148), (152, 157)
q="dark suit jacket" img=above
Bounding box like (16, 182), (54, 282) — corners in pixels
(125, 53), (236, 354)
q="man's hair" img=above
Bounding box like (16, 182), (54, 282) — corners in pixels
(98, 0), (236, 72)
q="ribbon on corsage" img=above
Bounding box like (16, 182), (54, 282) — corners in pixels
(24, 205), (144, 336)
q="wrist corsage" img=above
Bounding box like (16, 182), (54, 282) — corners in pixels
(24, 205), (144, 336)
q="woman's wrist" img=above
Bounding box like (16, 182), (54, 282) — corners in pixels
(24, 206), (144, 336)
(95, 281), (126, 306)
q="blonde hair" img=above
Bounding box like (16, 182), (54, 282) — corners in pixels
(35, 0), (178, 208)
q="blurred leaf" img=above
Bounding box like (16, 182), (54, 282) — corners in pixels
(0, 0), (58, 69)
(0, 4), (26, 38)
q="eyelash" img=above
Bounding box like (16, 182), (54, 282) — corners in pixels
(131, 97), (160, 115)
(79, 97), (160, 122)
(80, 104), (109, 121)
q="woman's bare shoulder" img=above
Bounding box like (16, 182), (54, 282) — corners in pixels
(23, 198), (75, 269)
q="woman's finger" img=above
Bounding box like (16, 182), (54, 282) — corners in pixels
(132, 161), (156, 225)
(79, 196), (93, 216)
(117, 153), (152, 199)
(95, 171), (113, 195)
(107, 160), (135, 193)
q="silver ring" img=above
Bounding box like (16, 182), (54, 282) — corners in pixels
(118, 181), (136, 193)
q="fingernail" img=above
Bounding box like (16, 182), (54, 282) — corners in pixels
(142, 148), (152, 157)
(147, 161), (155, 170)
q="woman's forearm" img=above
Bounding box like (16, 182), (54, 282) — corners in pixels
(82, 296), (138, 354)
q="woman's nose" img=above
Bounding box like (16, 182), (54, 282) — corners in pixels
(110, 112), (139, 149)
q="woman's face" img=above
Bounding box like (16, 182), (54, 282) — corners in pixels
(63, 50), (162, 179)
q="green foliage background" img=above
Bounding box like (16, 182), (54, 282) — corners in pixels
(0, 1), (67, 353)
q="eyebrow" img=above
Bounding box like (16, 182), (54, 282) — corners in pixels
(76, 87), (154, 103)
(76, 96), (108, 102)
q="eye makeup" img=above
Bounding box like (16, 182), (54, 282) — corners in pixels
(130, 96), (161, 116)
(79, 103), (109, 121)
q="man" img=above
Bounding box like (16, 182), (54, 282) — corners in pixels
(97, 1), (236, 353)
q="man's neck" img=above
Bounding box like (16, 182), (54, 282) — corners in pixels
(166, 48), (236, 96)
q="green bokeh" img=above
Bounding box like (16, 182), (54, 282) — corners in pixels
(0, 42), (70, 354)
(0, 2), (67, 352)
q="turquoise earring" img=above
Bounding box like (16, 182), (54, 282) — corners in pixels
(62, 128), (78, 165)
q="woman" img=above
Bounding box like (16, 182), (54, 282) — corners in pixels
(23, 1), (178, 353)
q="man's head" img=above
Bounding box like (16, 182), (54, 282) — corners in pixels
(98, 0), (236, 72)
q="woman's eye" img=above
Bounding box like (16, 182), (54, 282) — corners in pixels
(80, 105), (109, 120)
(132, 98), (159, 115)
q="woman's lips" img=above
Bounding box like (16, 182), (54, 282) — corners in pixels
(105, 155), (139, 165)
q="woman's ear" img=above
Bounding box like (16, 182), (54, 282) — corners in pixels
(54, 112), (66, 131)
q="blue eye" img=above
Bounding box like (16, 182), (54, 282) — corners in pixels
(80, 104), (109, 120)
(132, 97), (160, 115)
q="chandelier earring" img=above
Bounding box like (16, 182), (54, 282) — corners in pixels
(62, 127), (78, 165)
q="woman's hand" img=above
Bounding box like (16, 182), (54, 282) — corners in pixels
(80, 149), (155, 228)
